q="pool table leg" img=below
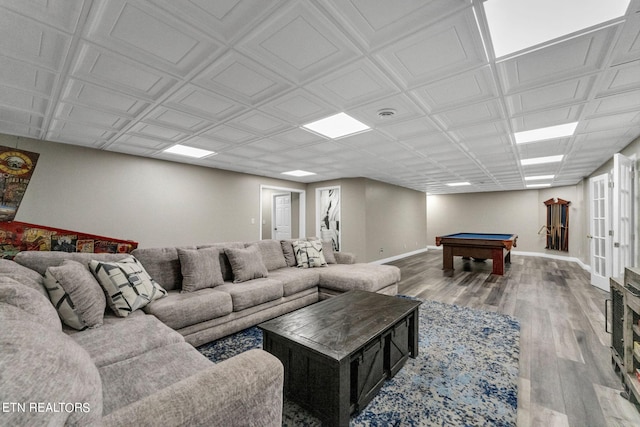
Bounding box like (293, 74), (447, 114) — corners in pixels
(491, 249), (504, 275)
(442, 246), (454, 276)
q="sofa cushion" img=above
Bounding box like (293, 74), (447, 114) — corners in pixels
(43, 260), (106, 330)
(13, 251), (128, 275)
(216, 279), (283, 311)
(70, 311), (185, 368)
(248, 240), (288, 271)
(292, 240), (327, 268)
(225, 245), (268, 283)
(177, 247), (224, 293)
(0, 258), (48, 298)
(90, 256), (167, 317)
(143, 288), (233, 330)
(131, 246), (196, 291)
(266, 268), (319, 297)
(197, 242), (244, 281)
(0, 276), (62, 330)
(317, 263), (401, 293)
(99, 341), (212, 416)
(0, 320), (103, 426)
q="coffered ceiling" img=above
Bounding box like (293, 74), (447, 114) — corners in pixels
(1, 0), (639, 194)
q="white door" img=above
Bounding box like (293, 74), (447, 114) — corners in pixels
(612, 153), (634, 278)
(273, 194), (291, 240)
(589, 173), (611, 291)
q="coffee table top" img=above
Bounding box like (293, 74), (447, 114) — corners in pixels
(258, 290), (421, 361)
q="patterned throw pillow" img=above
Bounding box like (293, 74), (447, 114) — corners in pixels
(89, 256), (167, 317)
(224, 245), (268, 283)
(292, 240), (327, 268)
(177, 247), (224, 292)
(44, 260), (106, 330)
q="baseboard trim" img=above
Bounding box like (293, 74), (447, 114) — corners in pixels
(425, 245), (591, 272)
(369, 247), (429, 265)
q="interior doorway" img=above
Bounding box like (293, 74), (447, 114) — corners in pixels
(260, 185), (305, 241)
(272, 193), (291, 240)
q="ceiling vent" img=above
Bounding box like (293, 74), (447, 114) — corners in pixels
(377, 108), (396, 118)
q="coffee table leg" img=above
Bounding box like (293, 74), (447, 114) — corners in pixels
(324, 360), (351, 427)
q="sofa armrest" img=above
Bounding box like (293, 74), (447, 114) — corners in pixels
(103, 349), (284, 427)
(334, 251), (356, 264)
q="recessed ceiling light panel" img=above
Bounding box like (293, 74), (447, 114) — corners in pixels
(520, 155), (564, 166)
(302, 112), (370, 139)
(163, 144), (215, 158)
(446, 182), (471, 187)
(515, 122), (578, 144)
(526, 183), (552, 188)
(525, 175), (555, 181)
(484, 0), (630, 58)
(281, 170), (316, 177)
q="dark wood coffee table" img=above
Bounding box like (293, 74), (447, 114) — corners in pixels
(258, 290), (421, 426)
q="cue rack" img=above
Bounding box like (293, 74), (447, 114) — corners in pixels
(543, 198), (570, 251)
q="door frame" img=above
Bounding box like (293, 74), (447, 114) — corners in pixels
(259, 185), (305, 240)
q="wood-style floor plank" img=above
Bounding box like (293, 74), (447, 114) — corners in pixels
(387, 250), (640, 426)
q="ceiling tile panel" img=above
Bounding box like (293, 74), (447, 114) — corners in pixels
(153, 0), (280, 43)
(86, 0), (222, 76)
(0, 7), (71, 71)
(71, 43), (177, 99)
(54, 103), (129, 130)
(227, 110), (292, 136)
(411, 66), (498, 113)
(596, 60), (640, 96)
(128, 122), (189, 142)
(259, 89), (335, 125)
(201, 125), (258, 144)
(377, 117), (440, 140)
(166, 85), (245, 121)
(374, 8), (487, 89)
(194, 51), (293, 105)
(145, 107), (210, 133)
(611, 12), (640, 65)
(0, 0), (85, 33)
(319, 0), (467, 50)
(237, 2), (361, 83)
(510, 106), (583, 133)
(432, 99), (504, 130)
(61, 79), (149, 118)
(497, 25), (620, 94)
(348, 94), (426, 128)
(305, 59), (400, 109)
(505, 76), (595, 116)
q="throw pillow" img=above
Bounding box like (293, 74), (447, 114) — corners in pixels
(89, 256), (167, 317)
(292, 240), (327, 268)
(224, 245), (268, 283)
(43, 260), (106, 330)
(320, 240), (337, 264)
(177, 247), (224, 293)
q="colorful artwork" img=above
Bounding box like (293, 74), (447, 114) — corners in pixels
(0, 221), (138, 259)
(0, 146), (40, 222)
(317, 186), (340, 251)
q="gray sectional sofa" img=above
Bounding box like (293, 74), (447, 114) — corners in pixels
(0, 238), (400, 426)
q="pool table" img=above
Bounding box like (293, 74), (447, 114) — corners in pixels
(435, 233), (518, 276)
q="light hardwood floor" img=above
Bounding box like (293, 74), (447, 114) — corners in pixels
(386, 250), (640, 427)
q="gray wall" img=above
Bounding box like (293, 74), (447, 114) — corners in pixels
(306, 178), (428, 262)
(4, 134), (305, 248)
(427, 185), (585, 259)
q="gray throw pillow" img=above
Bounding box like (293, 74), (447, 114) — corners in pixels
(90, 256), (167, 317)
(44, 260), (106, 330)
(321, 240), (337, 264)
(224, 245), (268, 283)
(177, 247), (224, 293)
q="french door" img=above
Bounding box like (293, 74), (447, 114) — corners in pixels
(612, 153), (634, 278)
(589, 173), (611, 291)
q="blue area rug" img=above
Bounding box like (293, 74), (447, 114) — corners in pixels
(198, 298), (520, 426)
